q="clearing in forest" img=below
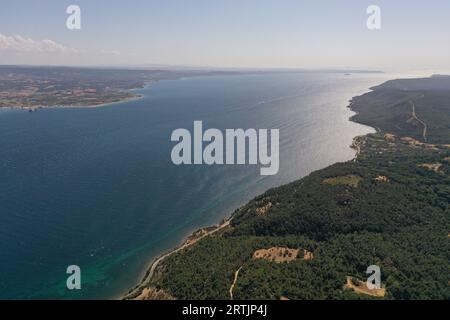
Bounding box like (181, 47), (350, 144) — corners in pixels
(253, 247), (313, 263)
(322, 175), (362, 187)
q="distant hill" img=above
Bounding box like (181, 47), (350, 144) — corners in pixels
(372, 76), (450, 91)
(351, 77), (450, 144)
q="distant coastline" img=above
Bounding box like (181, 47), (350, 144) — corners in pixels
(0, 65), (384, 112)
(0, 66), (200, 111)
(2, 92), (146, 112)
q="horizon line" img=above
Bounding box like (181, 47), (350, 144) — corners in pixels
(0, 63), (385, 74)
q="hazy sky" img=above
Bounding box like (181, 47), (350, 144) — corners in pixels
(1, 0), (450, 72)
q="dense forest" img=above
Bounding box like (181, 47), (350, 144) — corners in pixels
(131, 76), (450, 300)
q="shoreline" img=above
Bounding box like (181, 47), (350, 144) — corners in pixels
(0, 93), (145, 112)
(0, 77), (163, 112)
(121, 135), (367, 300)
(120, 83), (382, 300)
(122, 217), (233, 300)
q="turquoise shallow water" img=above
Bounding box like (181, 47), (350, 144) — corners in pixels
(0, 72), (390, 299)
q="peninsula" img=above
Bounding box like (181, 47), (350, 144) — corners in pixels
(0, 66), (232, 110)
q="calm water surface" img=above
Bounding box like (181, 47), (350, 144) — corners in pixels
(0, 73), (391, 299)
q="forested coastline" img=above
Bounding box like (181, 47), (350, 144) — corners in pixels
(130, 76), (450, 300)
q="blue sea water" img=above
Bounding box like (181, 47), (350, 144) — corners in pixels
(0, 72), (390, 299)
